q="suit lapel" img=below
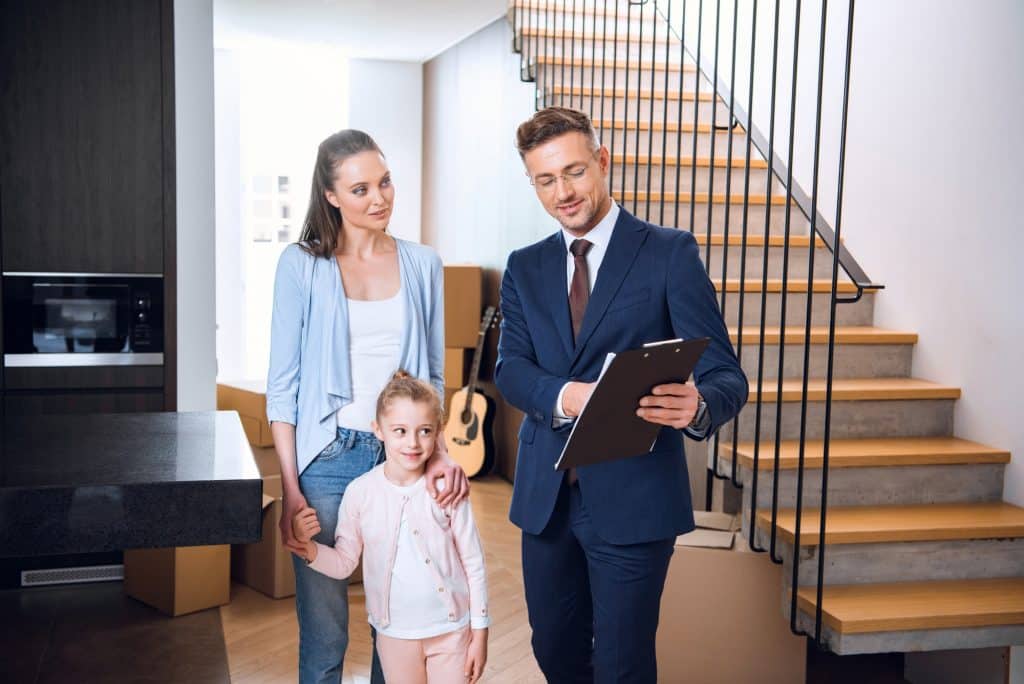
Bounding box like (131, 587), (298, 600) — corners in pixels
(571, 210), (648, 366)
(541, 231), (575, 360)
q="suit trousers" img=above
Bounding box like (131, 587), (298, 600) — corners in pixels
(521, 478), (675, 683)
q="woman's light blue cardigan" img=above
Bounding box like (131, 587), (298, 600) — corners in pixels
(266, 239), (445, 475)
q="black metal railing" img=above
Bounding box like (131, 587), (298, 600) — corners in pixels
(508, 0), (877, 648)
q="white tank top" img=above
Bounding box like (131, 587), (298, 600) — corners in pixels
(335, 290), (404, 432)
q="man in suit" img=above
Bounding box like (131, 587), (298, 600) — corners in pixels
(495, 107), (748, 683)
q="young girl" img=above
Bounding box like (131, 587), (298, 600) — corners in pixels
(292, 371), (490, 683)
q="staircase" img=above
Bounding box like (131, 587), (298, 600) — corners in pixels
(508, 0), (1022, 660)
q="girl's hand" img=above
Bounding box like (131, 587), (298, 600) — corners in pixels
(280, 491), (311, 554)
(425, 445), (470, 507)
(292, 506), (321, 543)
(464, 628), (488, 683)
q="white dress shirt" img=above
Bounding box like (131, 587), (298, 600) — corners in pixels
(553, 202), (620, 424)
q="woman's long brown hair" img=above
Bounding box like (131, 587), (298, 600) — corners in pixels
(298, 129), (384, 258)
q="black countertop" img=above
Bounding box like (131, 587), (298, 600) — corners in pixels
(0, 411), (263, 557)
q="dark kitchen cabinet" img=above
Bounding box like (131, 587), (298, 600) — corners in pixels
(0, 0), (172, 275)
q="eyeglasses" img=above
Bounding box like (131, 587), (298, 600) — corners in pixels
(529, 164), (590, 193)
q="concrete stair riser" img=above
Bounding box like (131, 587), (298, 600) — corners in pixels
(542, 91), (733, 125)
(534, 62), (704, 93)
(712, 290), (875, 328)
(766, 538), (1024, 587)
(611, 162), (774, 195)
(737, 342), (913, 380)
(620, 200), (811, 235)
(593, 128), (751, 156)
(721, 397), (955, 442)
(521, 35), (688, 64)
(702, 244), (838, 279)
(732, 462), (1005, 515)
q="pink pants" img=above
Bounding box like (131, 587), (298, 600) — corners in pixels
(375, 625), (471, 684)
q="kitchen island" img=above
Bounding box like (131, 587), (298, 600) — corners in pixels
(0, 411), (263, 557)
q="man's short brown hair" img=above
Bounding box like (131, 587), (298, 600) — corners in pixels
(515, 106), (600, 158)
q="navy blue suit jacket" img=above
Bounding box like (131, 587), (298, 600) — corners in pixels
(495, 208), (749, 545)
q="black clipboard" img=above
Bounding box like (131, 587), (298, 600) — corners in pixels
(555, 337), (710, 470)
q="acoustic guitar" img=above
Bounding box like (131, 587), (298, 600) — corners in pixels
(445, 306), (499, 478)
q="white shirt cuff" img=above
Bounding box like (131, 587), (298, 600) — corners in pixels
(552, 382), (573, 428)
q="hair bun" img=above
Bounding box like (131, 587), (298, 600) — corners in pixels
(391, 369), (412, 381)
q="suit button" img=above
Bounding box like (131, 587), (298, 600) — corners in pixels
(438, 587), (445, 593)
(424, 559), (431, 565)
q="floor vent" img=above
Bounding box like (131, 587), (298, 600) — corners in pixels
(22, 564), (124, 587)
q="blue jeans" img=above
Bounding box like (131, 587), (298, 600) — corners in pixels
(292, 426), (387, 684)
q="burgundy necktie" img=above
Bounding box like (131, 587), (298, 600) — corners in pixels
(569, 239), (593, 340)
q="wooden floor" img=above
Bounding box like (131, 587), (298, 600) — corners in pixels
(220, 476), (544, 683)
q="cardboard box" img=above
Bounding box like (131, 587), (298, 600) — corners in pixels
(443, 265), (482, 348)
(444, 348), (472, 389)
(231, 474), (296, 599)
(124, 544), (231, 617)
(217, 380), (273, 447)
(657, 515), (806, 683)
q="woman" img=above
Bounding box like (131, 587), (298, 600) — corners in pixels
(266, 129), (469, 684)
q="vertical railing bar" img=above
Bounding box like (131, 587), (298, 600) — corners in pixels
(621, 2), (634, 204)
(632, 1), (645, 215)
(752, 0), (783, 561)
(688, 0), (703, 235)
(719, 0), (741, 486)
(706, 0), (722, 480)
(672, 0), (688, 229)
(548, 0), (556, 107)
(729, 0), (754, 491)
(657, 1), (671, 226)
(609, 0), (620, 191)
(560, 0), (568, 105)
(796, 0), (827, 644)
(599, 0), (609, 157)
(816, 0), (854, 649)
(570, 0), (578, 109)
(590, 0), (598, 121)
(644, 0), (658, 222)
(704, 0), (721, 269)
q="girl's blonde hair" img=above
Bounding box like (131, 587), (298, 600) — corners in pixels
(375, 370), (444, 426)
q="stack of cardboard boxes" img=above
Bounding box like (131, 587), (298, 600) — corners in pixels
(441, 265), (484, 413)
(657, 511), (807, 682)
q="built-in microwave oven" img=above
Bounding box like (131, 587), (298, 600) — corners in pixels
(2, 272), (164, 367)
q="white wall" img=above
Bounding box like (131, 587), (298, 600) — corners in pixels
(175, 0), (217, 411)
(348, 60), (424, 243)
(423, 19), (553, 267)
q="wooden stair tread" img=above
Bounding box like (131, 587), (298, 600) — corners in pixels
(550, 85), (715, 101)
(620, 190), (792, 204)
(534, 56), (695, 72)
(594, 119), (745, 134)
(759, 502), (1024, 545)
(729, 436), (1010, 470)
(613, 153), (768, 169)
(796, 578), (1024, 634)
(750, 377), (961, 402)
(728, 326), (917, 345)
(696, 234), (826, 248)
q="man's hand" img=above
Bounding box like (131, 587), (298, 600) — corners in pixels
(425, 435), (470, 507)
(636, 382), (700, 429)
(464, 628), (488, 683)
(280, 490), (311, 554)
(561, 381), (597, 417)
(292, 506), (321, 543)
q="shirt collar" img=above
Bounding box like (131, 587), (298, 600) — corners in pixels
(561, 201), (620, 253)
